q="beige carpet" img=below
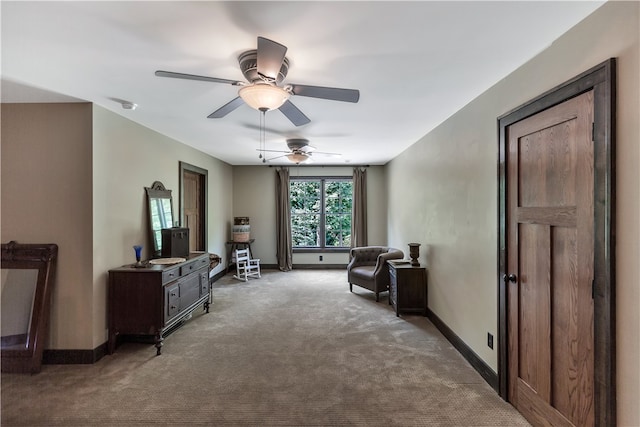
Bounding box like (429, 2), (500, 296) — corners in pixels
(1, 270), (530, 426)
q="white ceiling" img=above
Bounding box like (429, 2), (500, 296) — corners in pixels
(1, 1), (604, 166)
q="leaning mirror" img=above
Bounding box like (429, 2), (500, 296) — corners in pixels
(1, 241), (58, 374)
(145, 181), (174, 258)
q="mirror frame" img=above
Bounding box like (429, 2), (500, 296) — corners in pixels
(145, 181), (173, 258)
(1, 241), (58, 374)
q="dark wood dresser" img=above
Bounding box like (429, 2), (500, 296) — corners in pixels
(388, 262), (428, 317)
(108, 252), (210, 355)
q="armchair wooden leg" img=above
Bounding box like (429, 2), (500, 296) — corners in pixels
(375, 292), (379, 302)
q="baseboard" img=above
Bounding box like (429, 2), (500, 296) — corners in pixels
(220, 264), (348, 272)
(291, 264), (347, 270)
(426, 308), (498, 392)
(210, 268), (228, 283)
(43, 342), (107, 365)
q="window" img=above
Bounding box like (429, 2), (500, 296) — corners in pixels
(290, 177), (352, 249)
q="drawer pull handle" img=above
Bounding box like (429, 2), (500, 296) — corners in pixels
(170, 293), (177, 297)
(170, 305), (177, 310)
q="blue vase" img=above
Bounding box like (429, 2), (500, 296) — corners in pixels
(133, 245), (143, 265)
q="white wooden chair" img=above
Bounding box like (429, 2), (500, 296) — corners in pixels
(233, 248), (261, 282)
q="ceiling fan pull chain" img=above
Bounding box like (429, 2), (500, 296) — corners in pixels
(261, 110), (267, 163)
(257, 110), (263, 160)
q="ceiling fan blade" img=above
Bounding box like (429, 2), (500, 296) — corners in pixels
(207, 97), (245, 118)
(155, 70), (242, 86)
(241, 123), (347, 138)
(241, 123), (287, 134)
(257, 37), (287, 81)
(289, 83), (360, 103)
(265, 154), (288, 162)
(298, 145), (316, 153)
(312, 151), (342, 156)
(256, 149), (289, 154)
(279, 100), (311, 127)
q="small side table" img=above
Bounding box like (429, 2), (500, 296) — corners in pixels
(226, 239), (255, 273)
(388, 262), (428, 317)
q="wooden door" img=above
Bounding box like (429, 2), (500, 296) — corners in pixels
(506, 90), (595, 427)
(182, 170), (204, 252)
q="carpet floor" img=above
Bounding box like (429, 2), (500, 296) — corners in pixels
(1, 269), (530, 426)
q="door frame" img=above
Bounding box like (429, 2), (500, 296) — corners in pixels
(497, 58), (616, 426)
(179, 161), (208, 251)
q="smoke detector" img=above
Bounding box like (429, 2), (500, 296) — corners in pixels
(121, 101), (137, 110)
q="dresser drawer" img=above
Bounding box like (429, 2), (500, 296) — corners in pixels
(165, 283), (180, 321)
(200, 270), (209, 298)
(180, 256), (208, 276)
(162, 267), (180, 284)
(179, 272), (201, 310)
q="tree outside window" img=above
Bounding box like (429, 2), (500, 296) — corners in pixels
(290, 178), (352, 249)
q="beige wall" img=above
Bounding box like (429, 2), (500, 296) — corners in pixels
(92, 105), (233, 347)
(1, 103), (94, 349)
(232, 165), (387, 266)
(386, 1), (639, 424)
(2, 2), (637, 423)
(1, 103), (233, 350)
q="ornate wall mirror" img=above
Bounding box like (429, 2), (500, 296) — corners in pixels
(1, 241), (58, 374)
(145, 181), (174, 258)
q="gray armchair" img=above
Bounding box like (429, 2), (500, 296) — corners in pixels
(347, 246), (404, 302)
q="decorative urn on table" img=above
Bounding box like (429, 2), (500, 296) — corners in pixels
(408, 243), (421, 266)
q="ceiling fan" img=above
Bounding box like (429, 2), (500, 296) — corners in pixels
(258, 138), (341, 164)
(155, 36), (360, 126)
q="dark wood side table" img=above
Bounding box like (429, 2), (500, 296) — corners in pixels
(225, 239), (255, 273)
(388, 262), (428, 317)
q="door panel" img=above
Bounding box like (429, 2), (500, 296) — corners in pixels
(507, 91), (594, 427)
(518, 223), (551, 402)
(183, 170), (203, 252)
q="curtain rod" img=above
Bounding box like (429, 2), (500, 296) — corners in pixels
(267, 164), (370, 168)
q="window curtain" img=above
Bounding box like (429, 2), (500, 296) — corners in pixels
(275, 167), (293, 271)
(351, 167), (368, 248)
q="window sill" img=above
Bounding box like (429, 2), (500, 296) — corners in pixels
(292, 248), (350, 254)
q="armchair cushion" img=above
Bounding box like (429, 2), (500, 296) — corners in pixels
(347, 246), (404, 302)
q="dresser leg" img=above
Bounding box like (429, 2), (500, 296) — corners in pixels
(204, 301), (210, 313)
(155, 333), (163, 356)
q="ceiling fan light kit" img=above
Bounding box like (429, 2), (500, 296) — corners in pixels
(238, 84), (290, 111)
(286, 152), (310, 164)
(258, 138), (341, 165)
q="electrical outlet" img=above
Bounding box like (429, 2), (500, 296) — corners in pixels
(487, 333), (494, 349)
(319, 255), (323, 261)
